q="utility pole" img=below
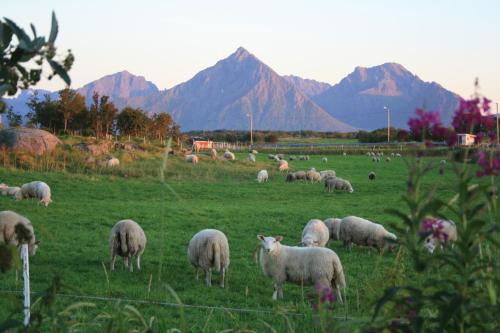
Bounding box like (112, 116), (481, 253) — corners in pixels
(247, 112), (253, 146)
(496, 102), (499, 145)
(384, 106), (390, 142)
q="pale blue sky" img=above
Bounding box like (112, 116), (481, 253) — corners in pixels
(4, 0), (500, 105)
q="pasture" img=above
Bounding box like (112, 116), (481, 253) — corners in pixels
(0, 151), (459, 331)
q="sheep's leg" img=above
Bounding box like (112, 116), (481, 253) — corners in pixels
(124, 256), (129, 269)
(272, 283), (278, 300)
(110, 254), (116, 271)
(278, 284), (283, 299)
(205, 269), (212, 287)
(136, 255), (141, 271)
(128, 256), (134, 272)
(220, 267), (225, 288)
(335, 286), (343, 304)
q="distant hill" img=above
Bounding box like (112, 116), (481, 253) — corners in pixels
(283, 75), (331, 97)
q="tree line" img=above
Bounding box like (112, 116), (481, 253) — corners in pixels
(7, 89), (180, 142)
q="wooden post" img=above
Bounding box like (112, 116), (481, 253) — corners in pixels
(21, 244), (30, 327)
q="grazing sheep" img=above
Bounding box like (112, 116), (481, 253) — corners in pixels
(185, 154), (199, 164)
(247, 153), (256, 162)
(323, 218), (342, 240)
(210, 149), (218, 160)
(325, 177), (353, 193)
(258, 235), (346, 302)
(386, 157), (391, 162)
(224, 150), (236, 161)
(251, 150), (258, 155)
(422, 219), (457, 253)
(268, 154), (277, 160)
(391, 153), (395, 157)
(294, 170), (307, 180)
(395, 153), (402, 158)
(104, 156), (120, 167)
(322, 157), (328, 163)
(440, 159), (446, 165)
(0, 210), (39, 255)
(188, 229), (230, 287)
(339, 216), (397, 251)
(299, 155), (306, 160)
(306, 169), (321, 182)
(305, 155), (310, 160)
(301, 219), (330, 247)
(0, 184), (21, 197)
(278, 160), (289, 172)
(319, 170), (336, 181)
(16, 181), (52, 206)
(257, 170), (269, 183)
(342, 152), (347, 156)
(286, 173), (297, 182)
(368, 171), (376, 180)
(109, 219), (146, 272)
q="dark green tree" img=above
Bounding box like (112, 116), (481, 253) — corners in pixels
(89, 92), (117, 138)
(26, 92), (62, 132)
(58, 88), (86, 133)
(116, 107), (148, 137)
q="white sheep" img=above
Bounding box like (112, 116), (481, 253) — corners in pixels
(395, 153), (402, 158)
(0, 210), (39, 255)
(322, 157), (328, 163)
(386, 157), (391, 162)
(185, 154), (199, 164)
(257, 235), (346, 302)
(104, 156), (120, 167)
(440, 159), (446, 165)
(188, 229), (230, 287)
(323, 218), (342, 240)
(422, 219), (457, 253)
(257, 170), (269, 183)
(294, 170), (307, 180)
(224, 151), (236, 161)
(339, 216), (397, 251)
(247, 153), (256, 162)
(251, 149), (258, 155)
(319, 170), (336, 181)
(306, 169), (321, 182)
(109, 219), (147, 272)
(301, 219), (330, 247)
(16, 181), (52, 206)
(278, 160), (289, 172)
(324, 177), (353, 193)
(0, 183), (21, 197)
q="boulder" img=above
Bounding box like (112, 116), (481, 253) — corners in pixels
(0, 128), (61, 155)
(73, 141), (111, 156)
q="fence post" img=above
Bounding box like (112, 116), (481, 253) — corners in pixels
(21, 244), (30, 327)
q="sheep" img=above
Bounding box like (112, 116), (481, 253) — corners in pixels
(278, 160), (289, 172)
(391, 152), (395, 157)
(268, 154), (277, 160)
(299, 155), (306, 160)
(323, 218), (342, 240)
(16, 181), (52, 206)
(0, 210), (39, 255)
(305, 155), (310, 160)
(395, 153), (402, 158)
(366, 152), (371, 156)
(325, 177), (353, 193)
(372, 156), (377, 162)
(322, 157), (328, 163)
(385, 157), (391, 162)
(247, 153), (256, 163)
(319, 170), (336, 181)
(185, 154), (199, 164)
(368, 171), (376, 180)
(440, 159), (446, 165)
(276, 154), (285, 160)
(105, 156), (120, 167)
(422, 219), (457, 253)
(210, 149), (218, 160)
(294, 170), (307, 180)
(301, 219), (330, 247)
(289, 156), (296, 161)
(223, 151), (236, 161)
(257, 170), (269, 183)
(188, 229), (230, 287)
(257, 235), (346, 302)
(342, 152), (347, 156)
(339, 216), (397, 251)
(286, 172), (297, 182)
(0, 184), (21, 197)
(251, 150), (258, 155)
(306, 169), (321, 182)
(109, 219), (146, 272)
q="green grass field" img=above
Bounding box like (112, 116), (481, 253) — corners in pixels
(277, 137), (357, 144)
(0, 152), (461, 331)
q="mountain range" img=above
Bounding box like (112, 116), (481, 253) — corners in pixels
(2, 47), (460, 131)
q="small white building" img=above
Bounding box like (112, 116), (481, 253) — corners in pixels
(457, 133), (476, 146)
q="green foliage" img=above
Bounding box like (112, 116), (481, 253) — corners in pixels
(116, 107), (148, 137)
(357, 128), (408, 143)
(6, 106), (22, 127)
(0, 12), (73, 112)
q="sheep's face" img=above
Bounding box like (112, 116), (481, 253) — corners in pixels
(257, 235), (282, 253)
(301, 237), (317, 247)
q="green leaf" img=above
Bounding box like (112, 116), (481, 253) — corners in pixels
(48, 59), (71, 85)
(0, 22), (13, 51)
(30, 23), (37, 38)
(48, 11), (58, 44)
(4, 17), (31, 45)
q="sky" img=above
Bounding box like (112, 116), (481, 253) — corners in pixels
(4, 0), (500, 106)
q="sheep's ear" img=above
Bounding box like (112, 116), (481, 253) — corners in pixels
(257, 235), (265, 240)
(275, 236), (283, 242)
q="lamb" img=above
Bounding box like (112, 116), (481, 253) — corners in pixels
(278, 160), (289, 172)
(210, 149), (218, 160)
(257, 235), (346, 302)
(109, 219), (147, 272)
(368, 171), (376, 180)
(15, 181), (52, 206)
(301, 219), (330, 247)
(247, 153), (256, 162)
(0, 184), (21, 197)
(188, 229), (230, 287)
(324, 177), (353, 193)
(0, 210), (39, 255)
(323, 218), (342, 241)
(306, 169), (321, 182)
(185, 154), (199, 164)
(319, 170), (336, 180)
(322, 157), (328, 163)
(422, 219), (457, 253)
(339, 216), (397, 250)
(257, 170), (269, 183)
(224, 150), (236, 161)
